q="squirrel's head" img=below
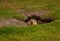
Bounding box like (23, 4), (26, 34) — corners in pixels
(28, 19), (37, 25)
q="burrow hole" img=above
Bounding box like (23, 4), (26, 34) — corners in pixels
(23, 15), (55, 25)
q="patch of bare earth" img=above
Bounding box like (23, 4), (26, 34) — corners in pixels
(5, 4), (50, 17)
(0, 18), (27, 27)
(0, 4), (53, 26)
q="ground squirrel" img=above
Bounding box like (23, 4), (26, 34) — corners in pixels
(28, 19), (37, 25)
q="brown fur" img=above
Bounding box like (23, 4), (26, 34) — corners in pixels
(28, 19), (37, 25)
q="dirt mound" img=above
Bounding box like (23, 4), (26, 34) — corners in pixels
(0, 15), (54, 26)
(0, 18), (27, 27)
(0, 5), (55, 26)
(0, 8), (54, 26)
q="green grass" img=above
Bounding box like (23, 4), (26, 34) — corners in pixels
(48, 10), (60, 20)
(0, 20), (60, 41)
(0, 0), (60, 11)
(0, 0), (60, 41)
(0, 8), (25, 20)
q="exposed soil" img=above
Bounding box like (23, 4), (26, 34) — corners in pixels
(0, 5), (55, 26)
(0, 18), (27, 27)
(10, 5), (50, 18)
(0, 15), (54, 27)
